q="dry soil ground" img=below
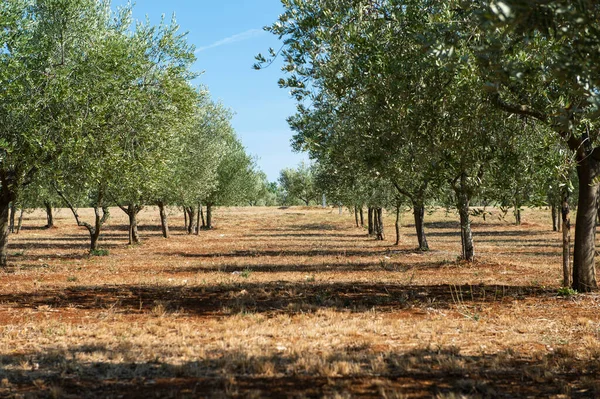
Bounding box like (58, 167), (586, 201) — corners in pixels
(0, 206), (599, 398)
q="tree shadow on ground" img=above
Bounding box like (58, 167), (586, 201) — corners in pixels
(0, 282), (554, 316)
(168, 248), (395, 259)
(0, 345), (597, 398)
(162, 259), (453, 274)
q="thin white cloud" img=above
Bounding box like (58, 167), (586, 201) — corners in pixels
(195, 28), (265, 53)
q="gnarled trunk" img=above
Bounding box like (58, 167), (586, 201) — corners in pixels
(413, 203), (429, 251)
(127, 205), (141, 245)
(44, 201), (54, 228)
(186, 206), (197, 234)
(206, 204), (213, 229)
(9, 203), (15, 234)
(195, 202), (201, 235)
(375, 207), (385, 240)
(158, 202), (169, 238)
(572, 161), (599, 292)
(0, 197), (11, 266)
(456, 188), (474, 262)
(16, 208), (24, 234)
(368, 207), (374, 235)
(199, 204), (206, 229)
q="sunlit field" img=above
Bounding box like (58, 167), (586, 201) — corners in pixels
(1, 206), (599, 398)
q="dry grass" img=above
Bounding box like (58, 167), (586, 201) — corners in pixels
(0, 205), (599, 398)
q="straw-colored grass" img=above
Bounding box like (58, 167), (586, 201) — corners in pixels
(0, 205), (598, 398)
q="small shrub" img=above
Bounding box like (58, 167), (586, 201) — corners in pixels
(90, 248), (109, 257)
(67, 276), (78, 282)
(557, 287), (577, 297)
(241, 268), (252, 278)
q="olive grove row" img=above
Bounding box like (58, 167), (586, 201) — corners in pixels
(0, 0), (274, 265)
(258, 0), (600, 291)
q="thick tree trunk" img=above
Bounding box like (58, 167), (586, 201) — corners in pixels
(572, 162), (599, 292)
(0, 197), (11, 266)
(375, 208), (385, 240)
(44, 201), (54, 228)
(354, 206), (359, 227)
(158, 202), (169, 238)
(185, 207), (197, 234)
(359, 207), (364, 227)
(183, 207), (188, 230)
(413, 203), (429, 251)
(368, 207), (374, 235)
(206, 204), (213, 229)
(562, 191), (571, 287)
(394, 205), (401, 246)
(551, 204), (558, 231)
(15, 208), (24, 234)
(457, 191), (474, 262)
(127, 205), (141, 245)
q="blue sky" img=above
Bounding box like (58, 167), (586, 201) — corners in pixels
(113, 0), (308, 181)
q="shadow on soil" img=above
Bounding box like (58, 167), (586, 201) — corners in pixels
(0, 345), (597, 398)
(0, 282), (554, 316)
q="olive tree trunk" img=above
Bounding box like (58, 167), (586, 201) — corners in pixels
(551, 204), (558, 231)
(56, 187), (109, 252)
(44, 201), (54, 228)
(375, 207), (385, 240)
(206, 204), (213, 229)
(572, 161), (599, 292)
(367, 207), (374, 235)
(413, 203), (429, 251)
(158, 202), (169, 238)
(394, 205), (401, 246)
(0, 197), (11, 266)
(354, 206), (359, 228)
(359, 207), (364, 227)
(15, 208), (24, 234)
(561, 190), (571, 287)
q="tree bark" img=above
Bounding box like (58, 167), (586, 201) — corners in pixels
(557, 203), (561, 230)
(9, 203), (15, 234)
(206, 204), (213, 229)
(359, 207), (364, 227)
(158, 202), (169, 238)
(368, 207), (374, 235)
(127, 205), (141, 245)
(195, 202), (201, 235)
(572, 161), (599, 292)
(457, 189), (474, 262)
(56, 187), (109, 252)
(185, 206), (197, 234)
(375, 208), (385, 240)
(413, 203), (429, 251)
(15, 208), (24, 234)
(200, 205), (206, 229)
(183, 207), (188, 230)
(0, 197), (11, 266)
(514, 205), (521, 225)
(562, 190), (571, 287)
(551, 204), (558, 231)
(394, 205), (401, 246)
(354, 206), (359, 227)
(44, 201), (54, 228)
